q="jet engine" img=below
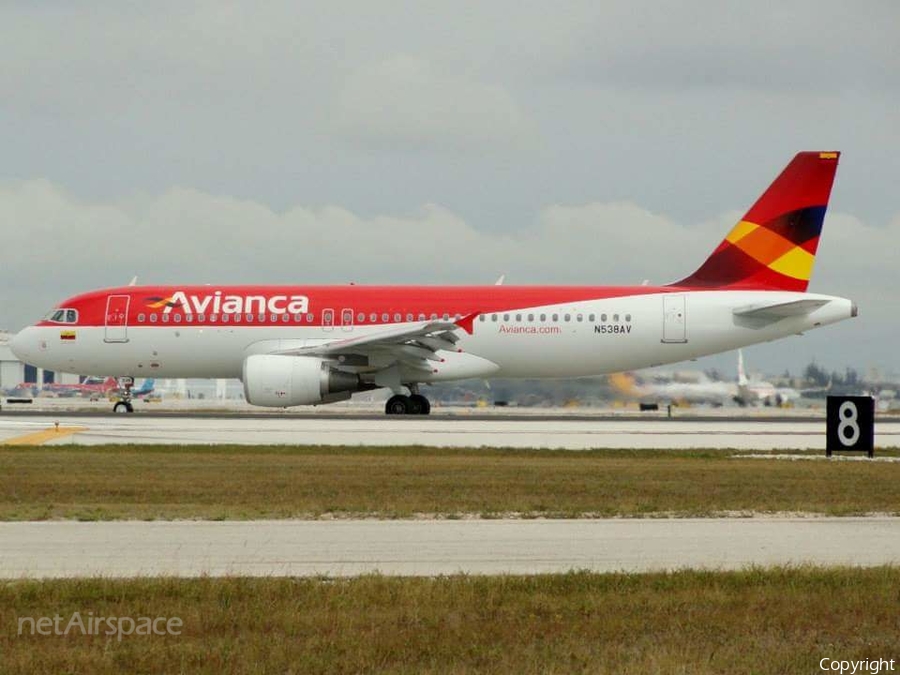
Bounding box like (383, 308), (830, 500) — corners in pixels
(242, 354), (360, 407)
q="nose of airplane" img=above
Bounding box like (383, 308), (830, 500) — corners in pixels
(9, 327), (32, 361)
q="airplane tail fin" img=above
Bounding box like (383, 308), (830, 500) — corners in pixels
(673, 152), (840, 292)
(737, 350), (748, 387)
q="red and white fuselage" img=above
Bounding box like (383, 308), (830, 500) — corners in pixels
(11, 285), (854, 379)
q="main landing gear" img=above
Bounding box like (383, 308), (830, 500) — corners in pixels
(112, 377), (135, 414)
(385, 393), (431, 415)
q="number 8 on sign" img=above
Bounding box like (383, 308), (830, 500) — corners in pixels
(826, 396), (874, 458)
(837, 401), (860, 446)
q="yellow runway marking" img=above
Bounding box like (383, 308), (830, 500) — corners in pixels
(1, 426), (88, 446)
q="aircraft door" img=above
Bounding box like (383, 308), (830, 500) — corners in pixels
(104, 295), (130, 343)
(322, 308), (334, 332)
(661, 294), (687, 344)
(341, 308), (354, 332)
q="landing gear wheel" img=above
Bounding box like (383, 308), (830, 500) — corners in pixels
(113, 401), (133, 414)
(385, 395), (410, 415)
(409, 394), (430, 415)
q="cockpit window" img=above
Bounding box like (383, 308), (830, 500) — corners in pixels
(44, 308), (78, 324)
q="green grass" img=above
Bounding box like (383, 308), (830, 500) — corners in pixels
(1, 567), (899, 674)
(1, 445), (899, 520)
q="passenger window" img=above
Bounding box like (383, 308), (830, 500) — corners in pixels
(162, 314), (171, 323)
(576, 314), (583, 322)
(406, 313), (413, 322)
(516, 314), (522, 322)
(552, 314), (558, 322)
(221, 315), (230, 323)
(294, 314), (303, 322)
(270, 314), (278, 322)
(564, 314), (571, 322)
(210, 314), (218, 323)
(394, 313), (402, 322)
(492, 314), (498, 322)
(540, 313), (546, 322)
(479, 315), (485, 322)
(601, 314), (607, 322)
(613, 314), (619, 322)
(503, 314), (510, 321)
(589, 314), (595, 322)
(442, 313), (450, 321)
(198, 314), (206, 322)
(150, 314), (158, 323)
(527, 313), (534, 322)
(174, 314), (183, 323)
(138, 313), (146, 323)
(257, 314), (265, 323)
(625, 314), (632, 322)
(282, 314), (290, 323)
(306, 313), (314, 323)
(185, 314), (194, 323)
(370, 313), (378, 323)
(430, 313), (438, 320)
(246, 314), (254, 322)
(418, 313), (426, 321)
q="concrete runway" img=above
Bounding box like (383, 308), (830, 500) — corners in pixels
(1, 518), (898, 578)
(2, 413), (899, 449)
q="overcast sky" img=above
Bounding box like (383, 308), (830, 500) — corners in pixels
(1, 1), (897, 376)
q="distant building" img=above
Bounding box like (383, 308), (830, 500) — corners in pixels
(0, 331), (25, 391)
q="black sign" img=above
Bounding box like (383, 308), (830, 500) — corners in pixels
(826, 396), (874, 458)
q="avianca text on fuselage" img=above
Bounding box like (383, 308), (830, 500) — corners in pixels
(156, 291), (310, 316)
(9, 151), (857, 416)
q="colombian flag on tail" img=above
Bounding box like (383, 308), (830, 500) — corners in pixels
(674, 151), (840, 292)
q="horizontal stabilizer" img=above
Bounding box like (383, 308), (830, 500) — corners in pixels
(733, 298), (829, 319)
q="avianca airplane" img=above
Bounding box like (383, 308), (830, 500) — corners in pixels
(10, 151), (855, 414)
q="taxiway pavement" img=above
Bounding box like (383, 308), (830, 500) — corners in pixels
(1, 518), (897, 578)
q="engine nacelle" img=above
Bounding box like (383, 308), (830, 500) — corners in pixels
(242, 355), (360, 407)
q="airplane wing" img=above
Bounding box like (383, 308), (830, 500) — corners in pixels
(273, 314), (479, 371)
(733, 298), (830, 320)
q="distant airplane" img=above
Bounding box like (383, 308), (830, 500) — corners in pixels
(131, 378), (155, 399)
(11, 152), (855, 414)
(41, 376), (119, 399)
(612, 349), (824, 407)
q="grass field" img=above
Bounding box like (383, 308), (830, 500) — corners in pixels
(1, 445), (899, 520)
(0, 567), (897, 674)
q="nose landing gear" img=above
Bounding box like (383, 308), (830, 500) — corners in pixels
(112, 377), (135, 413)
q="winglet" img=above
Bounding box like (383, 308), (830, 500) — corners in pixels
(455, 312), (479, 335)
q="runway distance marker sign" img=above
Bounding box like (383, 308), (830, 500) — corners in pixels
(826, 396), (874, 458)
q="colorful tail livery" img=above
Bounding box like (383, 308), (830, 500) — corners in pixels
(675, 151), (840, 291)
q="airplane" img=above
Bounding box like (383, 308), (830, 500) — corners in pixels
(610, 350), (816, 407)
(10, 151), (856, 415)
(130, 378), (156, 399)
